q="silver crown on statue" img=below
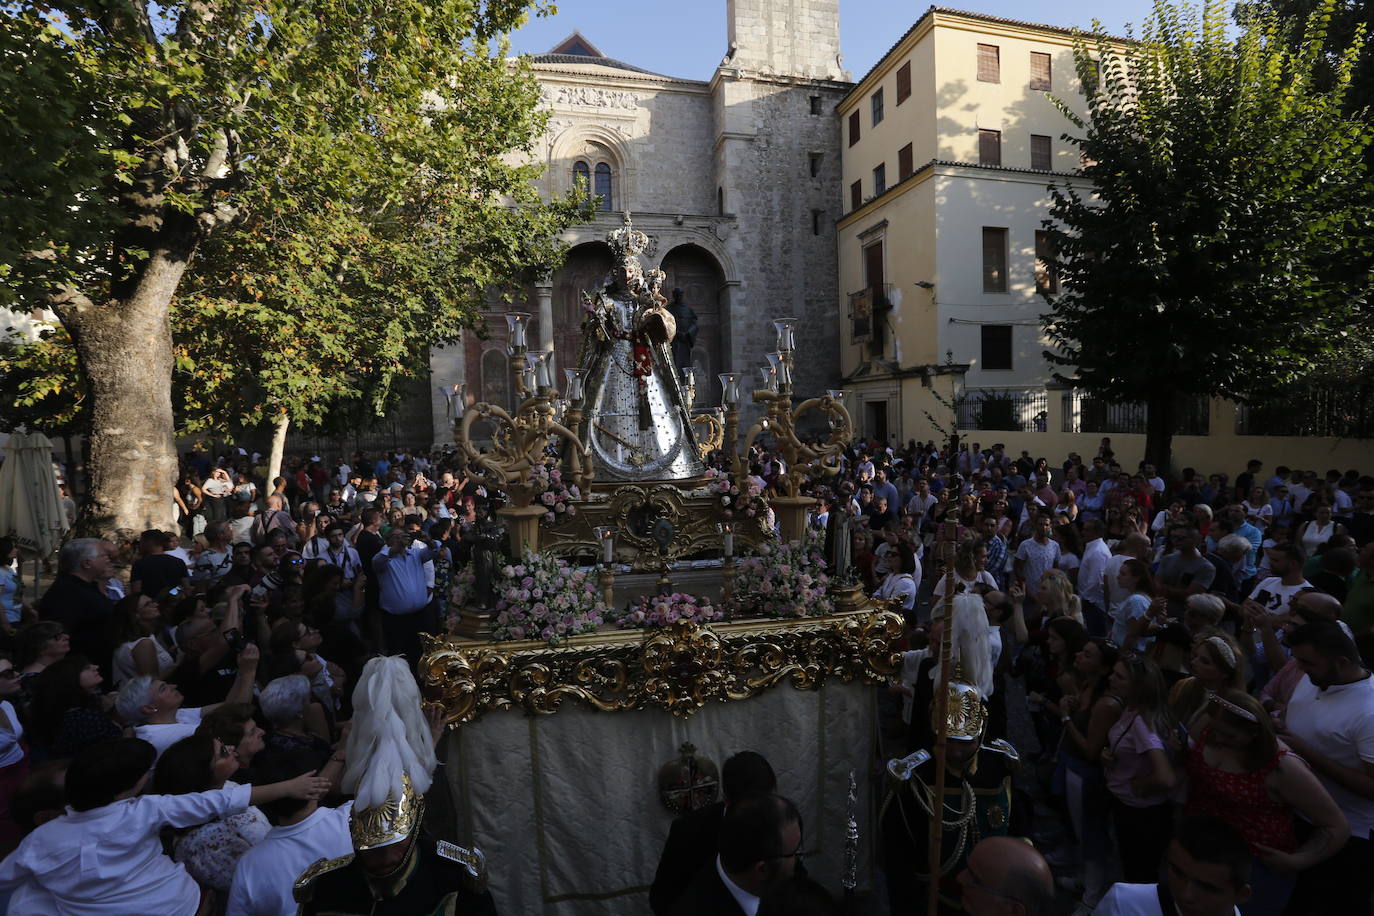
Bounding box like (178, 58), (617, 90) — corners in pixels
(608, 211), (650, 258)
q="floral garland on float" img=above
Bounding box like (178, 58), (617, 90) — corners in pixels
(703, 467), (762, 520)
(529, 463), (580, 527)
(617, 592), (723, 629)
(487, 552), (608, 647)
(732, 538), (834, 618)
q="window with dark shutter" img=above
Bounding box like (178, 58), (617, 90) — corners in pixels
(978, 129), (1001, 167)
(871, 89), (884, 126)
(1029, 52), (1052, 91)
(873, 163), (887, 195)
(898, 143), (914, 180)
(896, 62), (912, 104)
(982, 227), (1008, 292)
(981, 325), (1013, 370)
(1031, 134), (1052, 171)
(1036, 230), (1058, 294)
(849, 110), (861, 146)
(977, 44), (1000, 83)
(851, 180), (863, 211)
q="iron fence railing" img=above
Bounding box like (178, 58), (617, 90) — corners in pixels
(956, 388), (1050, 432)
(1236, 382), (1374, 438)
(1060, 391), (1210, 436)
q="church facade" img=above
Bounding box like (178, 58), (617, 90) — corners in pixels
(429, 0), (852, 437)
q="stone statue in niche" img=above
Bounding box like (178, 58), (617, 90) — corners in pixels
(576, 215), (704, 482)
(665, 288), (699, 371)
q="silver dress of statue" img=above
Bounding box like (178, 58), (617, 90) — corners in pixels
(577, 217), (704, 482)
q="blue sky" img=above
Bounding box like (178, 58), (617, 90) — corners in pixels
(507, 1), (1198, 82)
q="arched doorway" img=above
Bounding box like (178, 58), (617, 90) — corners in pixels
(551, 241), (614, 376)
(659, 245), (725, 408)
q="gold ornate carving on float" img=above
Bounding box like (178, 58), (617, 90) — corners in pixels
(535, 482), (768, 572)
(421, 609), (903, 726)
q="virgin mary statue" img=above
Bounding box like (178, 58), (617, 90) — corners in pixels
(575, 217), (705, 482)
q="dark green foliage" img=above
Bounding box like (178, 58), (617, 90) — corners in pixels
(1042, 0), (1374, 467)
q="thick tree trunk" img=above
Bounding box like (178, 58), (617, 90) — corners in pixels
(267, 412), (290, 487)
(1144, 391), (1176, 477)
(59, 253), (186, 538)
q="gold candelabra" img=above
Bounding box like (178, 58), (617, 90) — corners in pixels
(454, 312), (594, 562)
(728, 318), (853, 543)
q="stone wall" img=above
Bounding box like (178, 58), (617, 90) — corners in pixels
(429, 0), (854, 435)
(713, 72), (848, 399)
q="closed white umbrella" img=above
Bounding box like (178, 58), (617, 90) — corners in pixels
(0, 428), (70, 559)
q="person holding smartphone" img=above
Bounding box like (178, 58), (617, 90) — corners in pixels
(370, 529), (438, 664)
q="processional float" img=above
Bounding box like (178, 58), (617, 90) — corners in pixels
(420, 215), (907, 914)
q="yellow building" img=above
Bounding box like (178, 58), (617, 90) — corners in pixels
(837, 7), (1093, 441)
(835, 7), (1373, 473)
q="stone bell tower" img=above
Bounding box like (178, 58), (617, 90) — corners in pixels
(713, 0), (849, 400)
(725, 0), (843, 81)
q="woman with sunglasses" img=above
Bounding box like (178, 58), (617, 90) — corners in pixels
(1185, 689), (1349, 915)
(110, 594), (178, 687)
(153, 732), (293, 901)
(14, 621), (69, 679)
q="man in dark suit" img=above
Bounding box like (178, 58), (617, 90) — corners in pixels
(649, 750), (776, 915)
(670, 794), (802, 916)
(39, 538), (117, 676)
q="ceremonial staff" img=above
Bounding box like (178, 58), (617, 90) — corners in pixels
(927, 513), (959, 915)
(842, 769), (858, 913)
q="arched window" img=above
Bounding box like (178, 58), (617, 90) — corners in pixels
(594, 162), (613, 211)
(481, 348), (511, 410)
(572, 160), (591, 196)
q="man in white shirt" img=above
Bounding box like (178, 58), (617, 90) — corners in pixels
(226, 749), (354, 916)
(1242, 544), (1311, 684)
(0, 736), (328, 916)
(1278, 619), (1374, 914)
(1097, 815), (1250, 916)
(1013, 515), (1060, 608)
(1077, 519), (1112, 637)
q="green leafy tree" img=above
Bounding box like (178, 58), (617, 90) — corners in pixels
(0, 325), (84, 436)
(1042, 0), (1374, 470)
(1237, 0), (1374, 112)
(0, 0), (574, 535)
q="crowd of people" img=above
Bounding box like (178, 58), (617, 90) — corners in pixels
(0, 436), (1368, 914)
(795, 438), (1373, 916)
(0, 448), (505, 915)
